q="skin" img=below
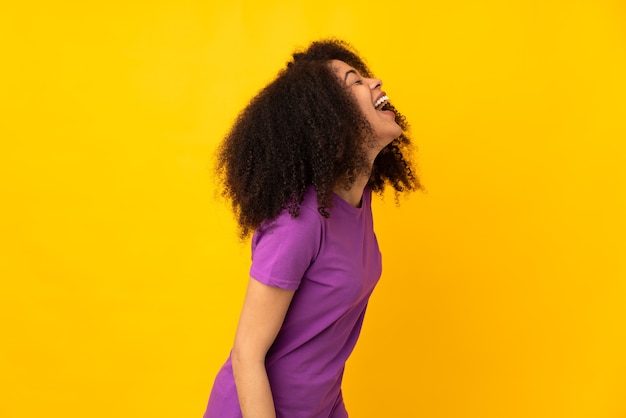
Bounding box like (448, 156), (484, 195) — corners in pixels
(330, 59), (402, 206)
(231, 279), (294, 418)
(231, 59), (401, 418)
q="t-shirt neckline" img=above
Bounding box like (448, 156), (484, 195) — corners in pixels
(332, 188), (368, 215)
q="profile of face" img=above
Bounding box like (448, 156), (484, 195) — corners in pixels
(330, 60), (402, 155)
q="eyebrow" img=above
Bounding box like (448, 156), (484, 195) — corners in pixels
(344, 69), (357, 83)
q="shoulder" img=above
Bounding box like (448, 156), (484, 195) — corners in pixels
(250, 188), (323, 290)
(260, 187), (321, 234)
(252, 187), (322, 257)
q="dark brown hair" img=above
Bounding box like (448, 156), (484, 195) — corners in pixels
(216, 39), (420, 238)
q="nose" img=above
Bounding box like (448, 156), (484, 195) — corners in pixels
(368, 77), (382, 90)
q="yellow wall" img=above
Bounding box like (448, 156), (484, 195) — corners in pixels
(1, 1), (625, 417)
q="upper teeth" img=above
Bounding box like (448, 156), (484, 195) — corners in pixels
(374, 95), (389, 109)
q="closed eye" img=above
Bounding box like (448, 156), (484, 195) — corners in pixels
(344, 69), (363, 86)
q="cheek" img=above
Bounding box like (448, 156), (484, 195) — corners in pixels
(357, 97), (372, 115)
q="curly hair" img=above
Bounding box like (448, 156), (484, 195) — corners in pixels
(216, 39), (420, 238)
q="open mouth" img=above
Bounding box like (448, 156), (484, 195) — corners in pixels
(374, 95), (391, 111)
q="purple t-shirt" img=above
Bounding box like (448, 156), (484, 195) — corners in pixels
(204, 187), (382, 418)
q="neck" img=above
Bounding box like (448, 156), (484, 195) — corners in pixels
(333, 175), (369, 208)
(334, 144), (382, 207)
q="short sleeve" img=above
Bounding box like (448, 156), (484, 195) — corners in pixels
(250, 207), (322, 290)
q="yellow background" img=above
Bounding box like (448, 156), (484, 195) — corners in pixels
(1, 1), (625, 417)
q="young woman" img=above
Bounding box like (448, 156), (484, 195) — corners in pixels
(205, 39), (420, 418)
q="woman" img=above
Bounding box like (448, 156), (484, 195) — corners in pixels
(205, 39), (420, 418)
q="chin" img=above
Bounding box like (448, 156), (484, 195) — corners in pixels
(373, 127), (402, 148)
(389, 129), (403, 142)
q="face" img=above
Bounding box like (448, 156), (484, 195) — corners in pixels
(331, 59), (402, 153)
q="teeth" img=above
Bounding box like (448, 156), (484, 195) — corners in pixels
(374, 95), (389, 109)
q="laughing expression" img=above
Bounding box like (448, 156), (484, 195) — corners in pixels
(331, 60), (402, 156)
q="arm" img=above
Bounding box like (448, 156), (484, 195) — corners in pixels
(231, 277), (295, 418)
